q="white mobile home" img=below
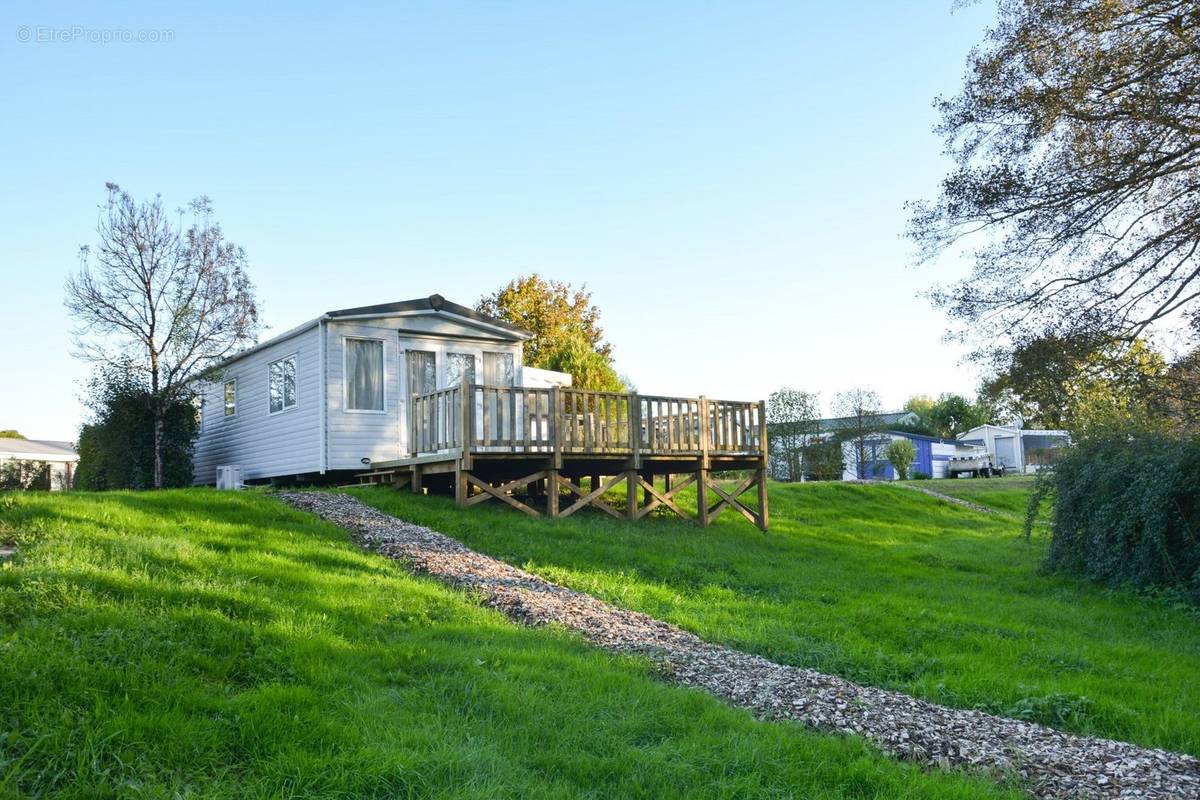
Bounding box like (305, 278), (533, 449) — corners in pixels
(956, 424), (1070, 474)
(192, 294), (567, 485)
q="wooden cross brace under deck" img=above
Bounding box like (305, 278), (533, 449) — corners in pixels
(555, 472), (626, 519)
(459, 470), (547, 517)
(704, 471), (768, 530)
(632, 473), (696, 520)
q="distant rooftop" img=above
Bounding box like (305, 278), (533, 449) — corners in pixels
(0, 438), (79, 460)
(815, 411), (919, 433)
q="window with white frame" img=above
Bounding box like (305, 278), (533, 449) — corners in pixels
(223, 380), (237, 416)
(268, 355), (297, 413)
(483, 352), (514, 386)
(447, 352), (475, 387)
(345, 338), (384, 411)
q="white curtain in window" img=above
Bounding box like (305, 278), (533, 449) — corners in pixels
(447, 353), (475, 387)
(347, 339), (384, 410)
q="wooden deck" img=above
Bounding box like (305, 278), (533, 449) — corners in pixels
(360, 383), (769, 530)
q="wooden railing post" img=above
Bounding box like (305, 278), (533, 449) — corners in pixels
(757, 399), (769, 531)
(757, 400), (769, 466)
(629, 392), (641, 469)
(461, 383), (473, 470)
(409, 395), (418, 457)
(696, 395), (711, 526)
(551, 386), (563, 470)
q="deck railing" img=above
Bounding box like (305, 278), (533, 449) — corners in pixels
(409, 383), (765, 460)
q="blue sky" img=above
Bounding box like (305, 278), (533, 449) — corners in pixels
(0, 2), (996, 440)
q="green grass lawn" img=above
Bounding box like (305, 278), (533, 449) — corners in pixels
(0, 489), (1019, 800)
(349, 480), (1200, 756)
(924, 476), (1040, 516)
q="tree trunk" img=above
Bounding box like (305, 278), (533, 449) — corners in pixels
(153, 406), (165, 489)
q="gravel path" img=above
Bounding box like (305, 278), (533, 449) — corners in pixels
(279, 491), (1200, 800)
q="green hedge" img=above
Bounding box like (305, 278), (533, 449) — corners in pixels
(1030, 434), (1200, 602)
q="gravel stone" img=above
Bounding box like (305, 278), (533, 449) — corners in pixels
(279, 491), (1200, 800)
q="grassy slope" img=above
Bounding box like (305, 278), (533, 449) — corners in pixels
(925, 477), (1039, 516)
(0, 490), (1018, 800)
(349, 481), (1200, 755)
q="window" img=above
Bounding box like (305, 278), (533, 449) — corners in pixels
(269, 355), (297, 413)
(345, 338), (384, 411)
(223, 380), (237, 416)
(447, 352), (475, 387)
(483, 352), (514, 386)
(406, 350), (436, 396)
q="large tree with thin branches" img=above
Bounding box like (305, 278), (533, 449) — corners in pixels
(910, 0), (1200, 354)
(66, 184), (260, 488)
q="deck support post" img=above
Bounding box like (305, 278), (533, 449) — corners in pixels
(411, 465), (423, 494)
(454, 463), (468, 507)
(547, 469), (560, 517)
(696, 468), (710, 526)
(625, 470), (638, 520)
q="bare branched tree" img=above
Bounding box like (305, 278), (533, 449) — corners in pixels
(832, 388), (885, 480)
(766, 387), (820, 481)
(66, 183), (260, 488)
(909, 0), (1200, 355)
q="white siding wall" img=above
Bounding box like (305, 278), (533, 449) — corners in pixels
(192, 326), (321, 484)
(325, 317), (525, 470)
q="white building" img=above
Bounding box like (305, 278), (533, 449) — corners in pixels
(956, 424), (1071, 474)
(192, 294), (570, 485)
(0, 438), (79, 490)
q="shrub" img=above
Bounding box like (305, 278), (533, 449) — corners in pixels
(74, 365), (198, 490)
(885, 438), (917, 480)
(1028, 433), (1200, 602)
(0, 460), (50, 491)
(911, 471), (932, 481)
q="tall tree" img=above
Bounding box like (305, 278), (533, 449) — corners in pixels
(1162, 346), (1200, 433)
(980, 335), (1168, 434)
(832, 388), (886, 479)
(477, 275), (610, 366)
(66, 184), (259, 488)
(909, 0), (1200, 353)
(904, 393), (991, 439)
(541, 328), (625, 392)
(767, 387), (821, 481)
(477, 275), (621, 390)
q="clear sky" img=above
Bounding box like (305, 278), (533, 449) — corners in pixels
(0, 2), (997, 441)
